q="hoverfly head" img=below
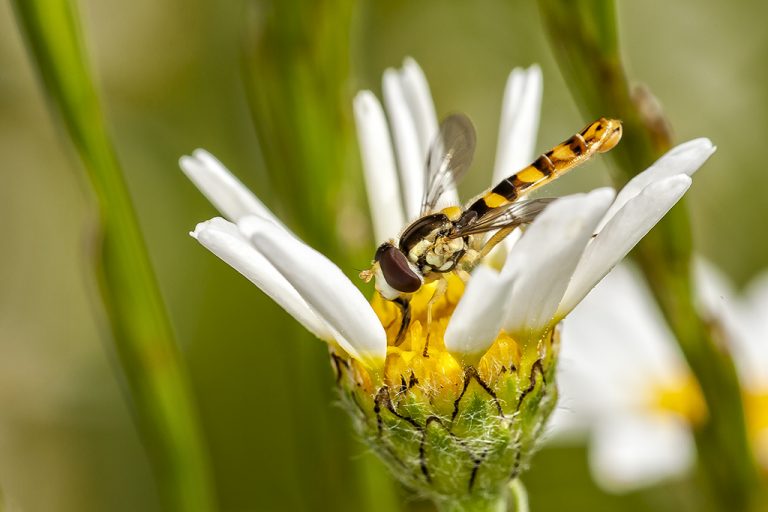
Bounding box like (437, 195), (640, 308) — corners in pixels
(370, 242), (423, 300)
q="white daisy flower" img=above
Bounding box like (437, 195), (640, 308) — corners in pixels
(181, 57), (715, 505)
(181, 148), (387, 368)
(551, 261), (768, 492)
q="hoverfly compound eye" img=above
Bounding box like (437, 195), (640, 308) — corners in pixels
(377, 244), (422, 294)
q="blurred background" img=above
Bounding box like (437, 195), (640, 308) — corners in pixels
(1, 0), (767, 511)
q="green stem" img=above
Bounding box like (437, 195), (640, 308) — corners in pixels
(11, 2), (217, 511)
(242, 0), (355, 257)
(509, 479), (529, 512)
(241, 1), (399, 511)
(537, 1), (762, 510)
(434, 494), (509, 512)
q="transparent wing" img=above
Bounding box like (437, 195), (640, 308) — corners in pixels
(450, 198), (556, 237)
(421, 114), (476, 215)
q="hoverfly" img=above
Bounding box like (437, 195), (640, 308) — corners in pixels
(360, 115), (622, 344)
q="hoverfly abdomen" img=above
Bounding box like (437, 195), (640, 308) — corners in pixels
(566, 133), (588, 156)
(465, 117), (622, 221)
(581, 117), (622, 153)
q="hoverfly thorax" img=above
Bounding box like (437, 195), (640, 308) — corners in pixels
(400, 210), (468, 271)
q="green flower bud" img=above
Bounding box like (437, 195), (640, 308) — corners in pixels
(332, 276), (560, 508)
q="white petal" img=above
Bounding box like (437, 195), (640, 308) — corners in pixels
(399, 57), (439, 162)
(491, 66), (542, 254)
(383, 69), (424, 221)
(589, 413), (694, 492)
(444, 266), (512, 360)
(180, 149), (285, 228)
(240, 215), (386, 365)
(740, 271), (768, 387)
(191, 218), (332, 341)
(744, 271), (768, 339)
(694, 257), (737, 315)
(598, 138), (715, 230)
(502, 188), (614, 338)
(399, 57), (459, 209)
(492, 65), (543, 185)
(353, 91), (406, 243)
(693, 258), (742, 341)
(698, 261), (768, 388)
(559, 175), (691, 316)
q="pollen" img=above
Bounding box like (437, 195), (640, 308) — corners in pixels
(371, 275), (465, 403)
(369, 273), (525, 411)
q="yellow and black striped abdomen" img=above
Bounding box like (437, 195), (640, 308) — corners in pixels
(466, 118), (622, 218)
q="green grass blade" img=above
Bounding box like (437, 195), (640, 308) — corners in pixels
(11, 1), (217, 511)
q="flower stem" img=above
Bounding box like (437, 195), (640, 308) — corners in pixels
(242, 0), (356, 258)
(435, 494), (509, 512)
(241, 1), (399, 510)
(537, 1), (764, 510)
(11, 2), (217, 511)
(509, 479), (529, 512)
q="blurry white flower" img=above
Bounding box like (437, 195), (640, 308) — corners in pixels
(551, 261), (768, 492)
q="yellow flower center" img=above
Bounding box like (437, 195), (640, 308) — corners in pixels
(744, 390), (768, 471)
(369, 273), (526, 413)
(651, 376), (768, 469)
(649, 375), (707, 425)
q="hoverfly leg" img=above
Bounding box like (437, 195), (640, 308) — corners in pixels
(423, 278), (448, 357)
(456, 269), (472, 283)
(478, 226), (516, 260)
(393, 297), (411, 347)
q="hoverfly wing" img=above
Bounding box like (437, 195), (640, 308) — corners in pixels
(450, 198), (556, 237)
(421, 114), (476, 215)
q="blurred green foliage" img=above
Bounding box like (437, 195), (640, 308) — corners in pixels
(11, 1), (217, 510)
(1, 0), (767, 511)
(538, 1), (761, 510)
